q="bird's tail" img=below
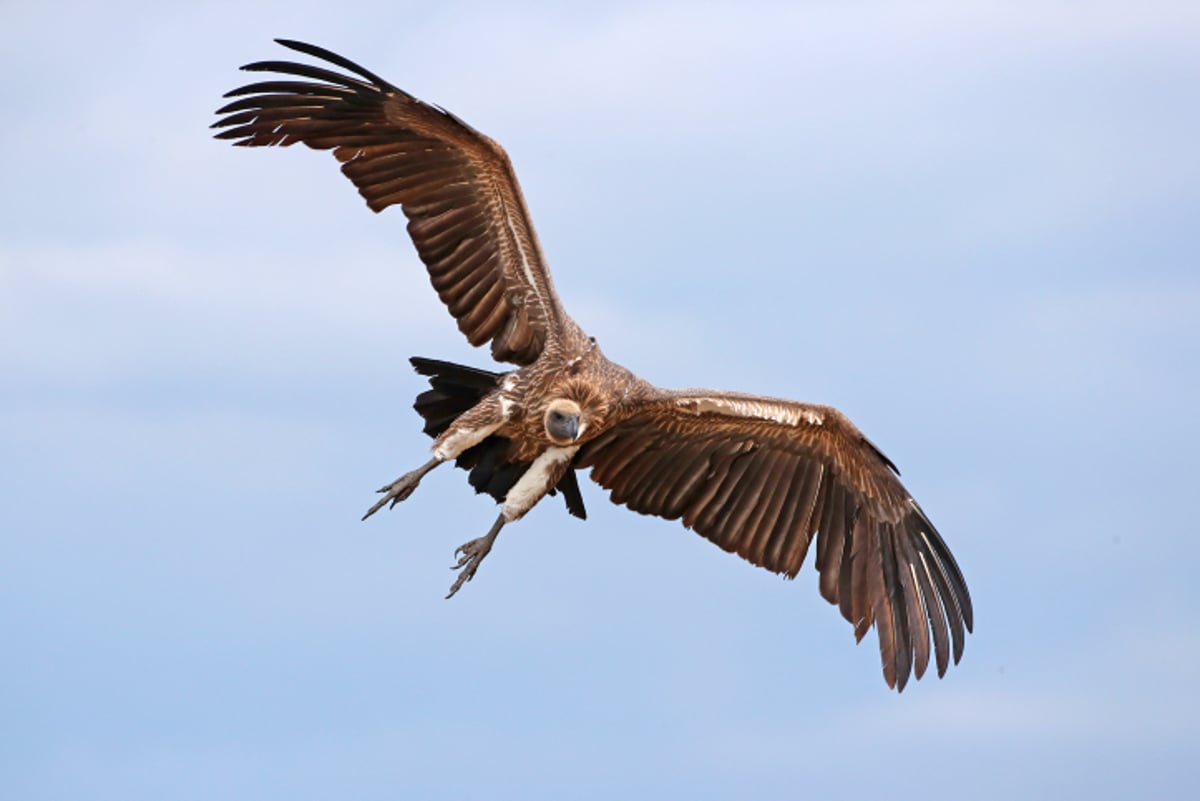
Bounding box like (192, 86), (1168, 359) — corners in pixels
(410, 356), (506, 438)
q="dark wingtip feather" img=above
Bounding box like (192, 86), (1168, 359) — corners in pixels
(860, 434), (901, 476)
(270, 38), (394, 89)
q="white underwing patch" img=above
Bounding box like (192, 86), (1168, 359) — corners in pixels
(676, 397), (823, 427)
(500, 194), (543, 308)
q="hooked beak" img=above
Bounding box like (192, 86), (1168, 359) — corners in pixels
(546, 401), (584, 444)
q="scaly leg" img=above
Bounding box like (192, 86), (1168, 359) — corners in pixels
(361, 457), (441, 521)
(446, 512), (506, 599)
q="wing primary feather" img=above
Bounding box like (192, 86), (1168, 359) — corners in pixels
(680, 449), (733, 529)
(444, 257), (504, 315)
(839, 506), (865, 631)
(585, 431), (643, 487)
(739, 451), (793, 568)
(878, 525), (912, 691)
(430, 244), (494, 291)
(352, 164), (467, 199)
(773, 459), (824, 576)
(794, 463), (830, 573)
(692, 447), (757, 549)
(896, 530), (934, 680)
(272, 39), (397, 88)
(426, 238), (492, 283)
(215, 85), (345, 110)
(914, 528), (968, 666)
(708, 449), (770, 554)
(465, 288), (511, 345)
(816, 482), (848, 604)
(455, 281), (507, 341)
(606, 443), (659, 506)
(641, 446), (696, 517)
(621, 448), (677, 511)
(705, 448), (763, 553)
(660, 454), (716, 521)
(905, 502), (973, 634)
(237, 60), (378, 94)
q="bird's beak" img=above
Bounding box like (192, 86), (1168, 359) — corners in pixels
(564, 415), (580, 441)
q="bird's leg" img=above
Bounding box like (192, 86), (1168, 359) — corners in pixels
(361, 457), (441, 521)
(446, 512), (507, 599)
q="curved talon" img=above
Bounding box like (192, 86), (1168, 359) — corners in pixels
(446, 574), (472, 599)
(361, 457), (440, 521)
(444, 513), (506, 599)
(446, 552), (482, 597)
(363, 489), (402, 519)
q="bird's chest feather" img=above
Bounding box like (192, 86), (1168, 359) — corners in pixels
(499, 365), (619, 462)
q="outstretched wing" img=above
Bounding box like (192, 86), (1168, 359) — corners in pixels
(213, 39), (583, 365)
(576, 390), (972, 691)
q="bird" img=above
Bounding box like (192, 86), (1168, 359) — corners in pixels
(213, 39), (972, 691)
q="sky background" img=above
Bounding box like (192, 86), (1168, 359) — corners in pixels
(3, 1), (1199, 798)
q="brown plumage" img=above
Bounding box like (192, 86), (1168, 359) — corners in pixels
(214, 39), (972, 691)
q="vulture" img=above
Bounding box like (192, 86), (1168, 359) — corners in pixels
(213, 39), (972, 691)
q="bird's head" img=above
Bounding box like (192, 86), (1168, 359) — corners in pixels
(543, 398), (585, 445)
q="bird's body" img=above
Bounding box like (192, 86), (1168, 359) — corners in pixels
(215, 40), (972, 690)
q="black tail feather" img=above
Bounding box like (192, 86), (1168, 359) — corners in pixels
(411, 357), (505, 438)
(409, 357), (587, 520)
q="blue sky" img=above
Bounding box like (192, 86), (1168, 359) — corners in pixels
(3, 1), (1198, 798)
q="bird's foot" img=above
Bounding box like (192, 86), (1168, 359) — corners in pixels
(362, 459), (439, 521)
(446, 514), (506, 599)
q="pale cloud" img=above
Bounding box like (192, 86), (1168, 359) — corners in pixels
(908, 623), (1200, 742)
(697, 618), (1200, 775)
(0, 234), (449, 382)
(1, 400), (333, 491)
(975, 280), (1200, 416)
(414, 0), (1200, 136)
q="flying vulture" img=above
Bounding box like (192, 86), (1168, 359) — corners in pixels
(213, 40), (973, 691)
